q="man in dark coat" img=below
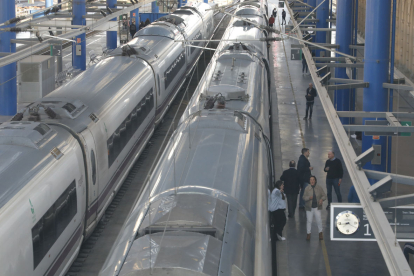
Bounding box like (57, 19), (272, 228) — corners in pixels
(144, 18), (151, 26)
(272, 8), (277, 18)
(281, 9), (286, 25)
(280, 160), (302, 217)
(304, 83), (317, 120)
(130, 20), (137, 38)
(297, 148), (313, 209)
(139, 21), (144, 29)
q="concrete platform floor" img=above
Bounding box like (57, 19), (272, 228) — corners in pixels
(268, 1), (390, 275)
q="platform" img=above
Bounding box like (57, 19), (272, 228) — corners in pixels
(268, 1), (390, 275)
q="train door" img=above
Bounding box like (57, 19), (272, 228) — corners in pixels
(80, 129), (99, 225)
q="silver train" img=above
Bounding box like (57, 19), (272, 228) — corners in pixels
(0, 4), (214, 276)
(100, 2), (274, 275)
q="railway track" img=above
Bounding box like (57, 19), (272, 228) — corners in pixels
(64, 8), (234, 276)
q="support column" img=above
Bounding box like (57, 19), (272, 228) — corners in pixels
(204, 0), (208, 3)
(308, 0), (316, 7)
(177, 0), (183, 8)
(45, 0), (53, 7)
(72, 0), (86, 70)
(315, 0), (329, 56)
(107, 0), (117, 50)
(56, 0), (63, 74)
(362, 0), (391, 173)
(0, 0), (17, 115)
(335, 0), (353, 124)
(151, 1), (159, 13)
(130, 8), (139, 25)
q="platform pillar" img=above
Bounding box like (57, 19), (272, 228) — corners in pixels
(335, 0), (352, 124)
(315, 0), (329, 56)
(308, 0), (316, 7)
(204, 0), (208, 3)
(362, 0), (391, 173)
(107, 0), (117, 50)
(71, 0), (86, 71)
(152, 1), (159, 13)
(45, 0), (53, 7)
(0, 0), (17, 115)
(130, 8), (139, 25)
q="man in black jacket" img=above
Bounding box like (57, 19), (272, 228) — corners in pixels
(281, 9), (286, 25)
(324, 151), (343, 210)
(280, 160), (302, 217)
(304, 83), (317, 120)
(297, 148), (313, 209)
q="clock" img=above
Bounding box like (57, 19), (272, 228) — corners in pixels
(335, 210), (360, 235)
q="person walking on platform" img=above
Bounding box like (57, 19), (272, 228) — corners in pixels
(324, 151), (343, 210)
(303, 176), (327, 240)
(281, 9), (287, 25)
(130, 20), (137, 38)
(139, 21), (144, 30)
(302, 52), (308, 74)
(144, 18), (151, 27)
(272, 7), (277, 18)
(269, 15), (275, 28)
(269, 180), (287, 241)
(303, 83), (317, 120)
(298, 148), (313, 209)
(280, 160), (301, 218)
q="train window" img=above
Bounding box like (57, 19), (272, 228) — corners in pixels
(91, 150), (96, 185)
(107, 88), (154, 167)
(31, 180), (77, 269)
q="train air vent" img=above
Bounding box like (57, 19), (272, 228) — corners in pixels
(137, 194), (228, 241)
(0, 122), (54, 149)
(62, 103), (76, 113)
(140, 47), (146, 52)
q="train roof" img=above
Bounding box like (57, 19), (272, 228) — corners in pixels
(0, 121), (74, 210)
(17, 57), (151, 133)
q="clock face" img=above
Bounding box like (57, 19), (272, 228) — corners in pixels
(335, 211), (360, 235)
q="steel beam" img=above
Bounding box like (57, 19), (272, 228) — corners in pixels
(378, 194), (414, 208)
(383, 83), (414, 91)
(314, 57), (345, 61)
(329, 77), (364, 83)
(364, 170), (414, 187)
(315, 63), (364, 68)
(349, 44), (364, 49)
(342, 125), (414, 133)
(385, 112), (401, 127)
(285, 2), (413, 275)
(326, 82), (369, 91)
(337, 111), (414, 119)
(300, 27), (335, 31)
(308, 43), (339, 49)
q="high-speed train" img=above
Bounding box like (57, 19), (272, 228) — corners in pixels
(100, 2), (274, 276)
(0, 3), (214, 276)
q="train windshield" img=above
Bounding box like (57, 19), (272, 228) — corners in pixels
(136, 26), (175, 39)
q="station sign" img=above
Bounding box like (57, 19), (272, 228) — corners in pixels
(331, 203), (414, 242)
(49, 40), (63, 57)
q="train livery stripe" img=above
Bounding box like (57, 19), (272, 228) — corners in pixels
(45, 224), (83, 276)
(86, 116), (155, 221)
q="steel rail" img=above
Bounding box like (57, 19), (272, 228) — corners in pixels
(285, 1), (413, 275)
